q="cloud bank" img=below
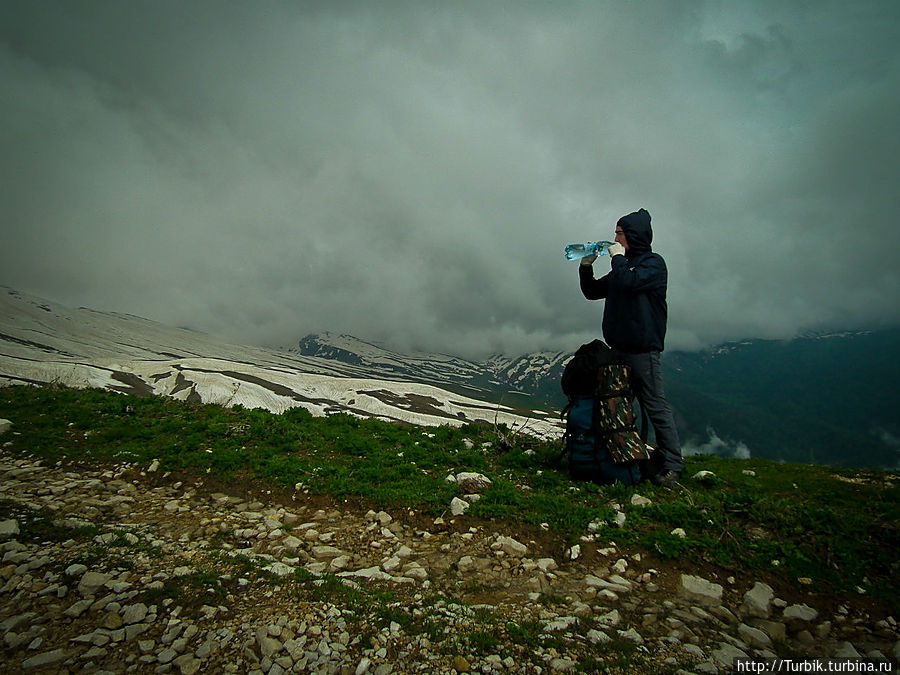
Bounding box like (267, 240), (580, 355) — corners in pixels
(2, 2), (899, 358)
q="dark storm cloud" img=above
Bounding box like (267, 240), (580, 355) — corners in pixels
(2, 1), (899, 358)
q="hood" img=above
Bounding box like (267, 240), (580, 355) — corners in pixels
(617, 208), (653, 255)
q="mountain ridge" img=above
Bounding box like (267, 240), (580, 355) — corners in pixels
(0, 287), (561, 438)
(294, 328), (900, 469)
(3, 286), (898, 468)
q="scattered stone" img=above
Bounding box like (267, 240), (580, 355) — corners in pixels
(455, 472), (492, 493)
(311, 545), (344, 561)
(0, 445), (895, 675)
(0, 519), (20, 539)
(630, 494), (652, 507)
(678, 574), (723, 607)
(597, 609), (621, 627)
(21, 648), (68, 670)
(587, 629), (611, 644)
(450, 497), (469, 516)
(618, 627), (644, 644)
(549, 657), (577, 672)
(77, 571), (112, 597)
(783, 603), (819, 622)
(711, 642), (748, 666)
(833, 642), (861, 658)
(493, 536), (527, 557)
(741, 581), (774, 618)
(536, 557), (557, 572)
(452, 655), (471, 672)
(738, 622), (772, 648)
(692, 470), (717, 483)
(747, 618), (786, 642)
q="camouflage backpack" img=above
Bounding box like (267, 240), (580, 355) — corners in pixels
(561, 340), (651, 485)
(593, 363), (652, 464)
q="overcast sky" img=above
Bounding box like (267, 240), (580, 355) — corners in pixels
(2, 1), (899, 358)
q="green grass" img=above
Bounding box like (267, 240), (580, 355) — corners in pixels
(1, 384), (898, 607)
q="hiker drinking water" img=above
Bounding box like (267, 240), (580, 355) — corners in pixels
(577, 208), (683, 487)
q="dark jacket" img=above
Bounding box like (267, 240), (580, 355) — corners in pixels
(579, 208), (668, 353)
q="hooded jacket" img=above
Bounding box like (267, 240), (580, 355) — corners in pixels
(579, 208), (668, 353)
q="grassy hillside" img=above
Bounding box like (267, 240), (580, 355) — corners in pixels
(1, 384), (897, 611)
(664, 330), (900, 468)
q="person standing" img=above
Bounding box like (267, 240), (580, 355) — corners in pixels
(578, 208), (683, 486)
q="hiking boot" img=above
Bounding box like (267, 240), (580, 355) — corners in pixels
(651, 469), (682, 487)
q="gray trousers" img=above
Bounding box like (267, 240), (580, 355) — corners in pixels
(618, 350), (683, 472)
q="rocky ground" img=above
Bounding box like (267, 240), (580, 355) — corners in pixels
(1, 438), (898, 674)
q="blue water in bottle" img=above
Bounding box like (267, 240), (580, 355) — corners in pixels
(564, 241), (614, 261)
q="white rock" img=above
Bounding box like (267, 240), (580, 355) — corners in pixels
(174, 654), (202, 675)
(282, 535), (303, 550)
(597, 609), (621, 627)
(587, 629), (611, 644)
(833, 642), (861, 658)
(693, 470), (717, 482)
(536, 558), (558, 572)
(741, 581), (774, 618)
(311, 545), (344, 561)
(381, 556), (402, 573)
(617, 627), (644, 644)
(327, 555), (350, 571)
(783, 604), (819, 622)
(77, 571), (112, 597)
(630, 494), (652, 507)
(678, 574), (723, 606)
(402, 564), (428, 581)
(457, 556), (477, 573)
(683, 644), (705, 658)
(711, 642), (748, 667)
(0, 419), (11, 435)
(450, 497), (469, 516)
(549, 658), (577, 672)
(20, 648), (68, 670)
(339, 567), (393, 582)
(64, 564), (88, 577)
(455, 472), (492, 493)
(122, 603), (149, 625)
(0, 519), (20, 539)
(738, 623), (772, 648)
(589, 518), (610, 534)
(494, 536), (527, 557)
(264, 563), (295, 577)
(543, 616), (577, 631)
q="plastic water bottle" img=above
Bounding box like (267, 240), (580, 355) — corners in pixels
(564, 241), (614, 261)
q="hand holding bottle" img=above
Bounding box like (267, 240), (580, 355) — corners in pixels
(564, 241), (614, 261)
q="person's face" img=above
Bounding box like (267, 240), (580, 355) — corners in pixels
(615, 226), (629, 253)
